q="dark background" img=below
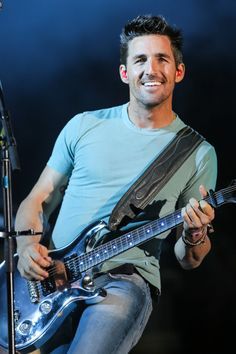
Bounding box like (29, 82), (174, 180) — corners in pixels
(0, 1), (236, 353)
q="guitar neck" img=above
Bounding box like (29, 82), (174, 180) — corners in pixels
(205, 185), (233, 208)
(68, 184), (236, 274)
(76, 209), (183, 273)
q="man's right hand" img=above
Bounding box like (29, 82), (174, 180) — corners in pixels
(17, 243), (52, 281)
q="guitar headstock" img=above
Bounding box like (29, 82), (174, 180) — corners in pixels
(227, 179), (236, 204)
(208, 179), (236, 208)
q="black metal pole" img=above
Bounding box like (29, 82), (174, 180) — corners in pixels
(1, 147), (16, 354)
(0, 81), (20, 354)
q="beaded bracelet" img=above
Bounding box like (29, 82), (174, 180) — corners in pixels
(207, 222), (214, 234)
(182, 229), (207, 247)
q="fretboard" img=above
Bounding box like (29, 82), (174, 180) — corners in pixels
(74, 209), (183, 273)
(65, 183), (236, 274)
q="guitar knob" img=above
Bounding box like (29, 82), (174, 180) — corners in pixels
(18, 320), (33, 336)
(82, 274), (94, 290)
(40, 300), (52, 315)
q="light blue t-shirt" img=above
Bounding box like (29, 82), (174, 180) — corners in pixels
(47, 103), (217, 290)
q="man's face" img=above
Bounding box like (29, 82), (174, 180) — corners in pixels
(120, 34), (185, 108)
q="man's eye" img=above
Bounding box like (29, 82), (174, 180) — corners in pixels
(135, 58), (145, 64)
(159, 57), (168, 63)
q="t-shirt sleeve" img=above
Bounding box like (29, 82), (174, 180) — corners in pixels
(177, 144), (218, 207)
(47, 114), (82, 176)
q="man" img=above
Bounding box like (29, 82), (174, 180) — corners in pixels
(15, 15), (217, 353)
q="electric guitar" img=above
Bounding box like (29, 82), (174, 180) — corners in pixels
(0, 182), (235, 353)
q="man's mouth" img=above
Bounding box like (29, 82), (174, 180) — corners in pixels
(142, 81), (162, 87)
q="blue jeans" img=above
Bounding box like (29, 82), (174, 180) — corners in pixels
(42, 272), (153, 354)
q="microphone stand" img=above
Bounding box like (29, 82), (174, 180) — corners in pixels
(0, 81), (20, 354)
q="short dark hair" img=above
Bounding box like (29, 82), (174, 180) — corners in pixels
(120, 15), (183, 67)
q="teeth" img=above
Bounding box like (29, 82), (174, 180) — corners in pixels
(144, 82), (161, 86)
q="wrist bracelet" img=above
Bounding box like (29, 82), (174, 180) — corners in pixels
(182, 230), (207, 247)
(207, 223), (214, 234)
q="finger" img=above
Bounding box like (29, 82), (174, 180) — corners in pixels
(29, 260), (49, 279)
(29, 245), (52, 268)
(18, 259), (48, 280)
(31, 251), (52, 268)
(188, 208), (211, 228)
(189, 198), (214, 224)
(27, 252), (50, 277)
(199, 200), (215, 221)
(23, 269), (46, 281)
(187, 212), (202, 229)
(184, 203), (210, 229)
(199, 184), (208, 199)
(181, 206), (195, 228)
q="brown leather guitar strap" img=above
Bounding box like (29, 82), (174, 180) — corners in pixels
(108, 126), (205, 231)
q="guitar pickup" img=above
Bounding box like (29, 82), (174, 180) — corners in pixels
(64, 253), (82, 282)
(41, 260), (70, 295)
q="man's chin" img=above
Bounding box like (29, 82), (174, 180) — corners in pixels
(140, 99), (164, 108)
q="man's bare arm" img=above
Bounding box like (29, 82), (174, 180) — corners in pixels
(174, 185), (214, 269)
(15, 165), (68, 280)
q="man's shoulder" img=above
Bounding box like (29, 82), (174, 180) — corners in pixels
(177, 118), (215, 150)
(83, 103), (126, 120)
(67, 103), (125, 126)
(78, 103), (124, 117)
(189, 126), (215, 152)
(62, 103), (125, 131)
(60, 103), (127, 141)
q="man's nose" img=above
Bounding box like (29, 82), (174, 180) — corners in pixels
(145, 58), (159, 75)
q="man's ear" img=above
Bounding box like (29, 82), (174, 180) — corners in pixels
(175, 63), (185, 83)
(119, 65), (129, 84)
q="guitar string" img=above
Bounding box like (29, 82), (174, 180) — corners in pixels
(39, 186), (235, 282)
(42, 186), (235, 280)
(43, 210), (181, 280)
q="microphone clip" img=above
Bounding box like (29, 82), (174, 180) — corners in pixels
(0, 229), (43, 238)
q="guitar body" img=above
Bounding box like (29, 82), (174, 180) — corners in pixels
(0, 220), (108, 353)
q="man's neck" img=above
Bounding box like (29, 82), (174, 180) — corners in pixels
(128, 103), (176, 129)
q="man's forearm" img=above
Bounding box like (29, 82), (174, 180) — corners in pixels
(174, 230), (211, 269)
(15, 197), (44, 254)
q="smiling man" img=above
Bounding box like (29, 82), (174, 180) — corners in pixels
(120, 33), (185, 128)
(14, 15), (217, 354)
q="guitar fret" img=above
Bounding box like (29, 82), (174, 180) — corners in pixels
(78, 212), (184, 272)
(173, 211), (182, 226)
(215, 191), (224, 205)
(137, 225), (153, 243)
(127, 230), (136, 247)
(67, 182), (236, 275)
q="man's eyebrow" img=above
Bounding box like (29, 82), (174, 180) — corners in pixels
(155, 52), (172, 59)
(132, 54), (146, 60)
(132, 52), (172, 60)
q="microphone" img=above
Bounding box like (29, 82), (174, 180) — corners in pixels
(0, 80), (21, 170)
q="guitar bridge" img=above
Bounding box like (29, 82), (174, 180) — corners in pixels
(26, 260), (72, 302)
(27, 280), (41, 303)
